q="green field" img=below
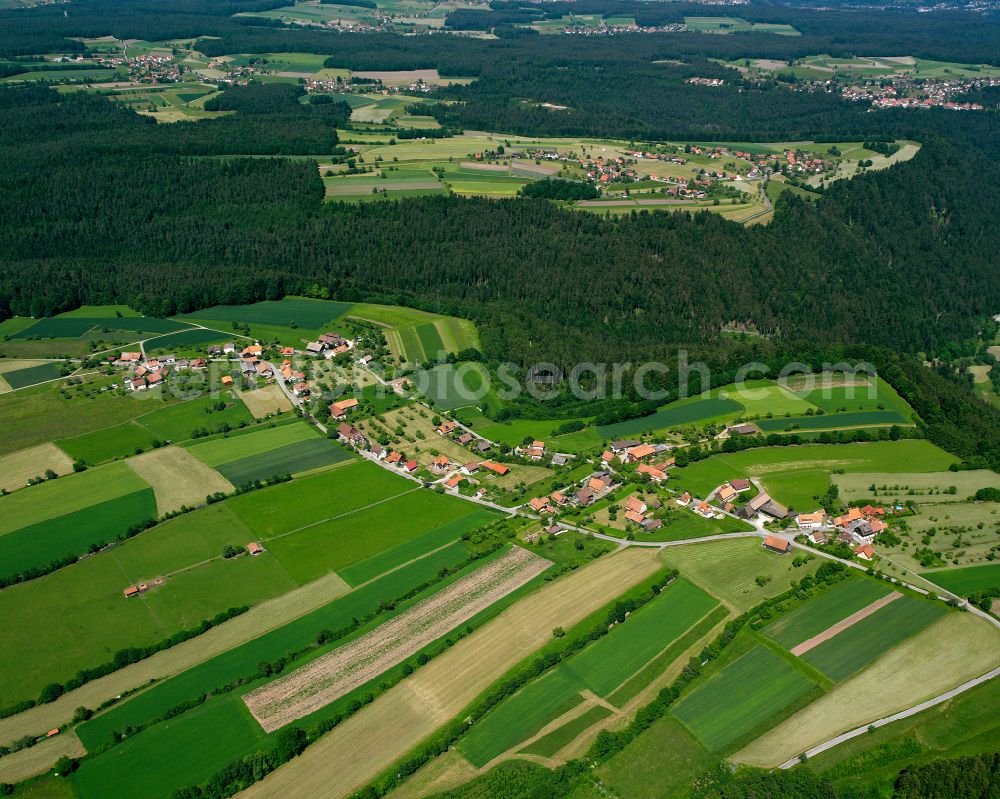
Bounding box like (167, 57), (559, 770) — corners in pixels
(793, 377), (912, 415)
(175, 297), (352, 329)
(0, 487), (157, 578)
(214, 436), (352, 485)
(1, 361), (66, 389)
(75, 542), (471, 750)
(520, 705), (613, 758)
(143, 327), (230, 352)
(801, 595), (947, 681)
(723, 382), (813, 416)
(11, 316), (189, 339)
(185, 421), (321, 467)
(671, 645), (817, 751)
(597, 396), (742, 439)
(919, 563), (1000, 595)
(763, 578), (892, 649)
(265, 488), (490, 584)
(456, 579), (719, 766)
(755, 410), (909, 432)
(411, 362), (495, 411)
(58, 393), (254, 464)
(833, 469), (1000, 504)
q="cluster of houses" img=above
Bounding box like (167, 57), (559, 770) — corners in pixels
(686, 77), (725, 87)
(619, 493), (664, 532)
(435, 419), (492, 455)
(601, 440), (675, 479)
(304, 332), (354, 358)
(575, 471), (618, 507)
(116, 351), (208, 392)
(796, 504), (890, 560)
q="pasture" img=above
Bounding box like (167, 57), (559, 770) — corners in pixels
(126, 446), (234, 514)
(672, 645), (817, 751)
(410, 362), (494, 410)
(722, 382), (813, 417)
(736, 612), (1000, 767)
(0, 361), (67, 389)
(184, 421), (320, 467)
(596, 395), (742, 439)
(800, 595), (946, 681)
(10, 316), (189, 339)
(143, 327), (229, 353)
(920, 563), (1000, 595)
(763, 578), (892, 649)
(347, 303), (480, 362)
(0, 442), (74, 493)
(660, 538), (817, 611)
(755, 410), (908, 432)
(456, 579), (719, 766)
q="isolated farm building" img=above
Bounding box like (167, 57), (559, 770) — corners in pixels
(220, 375), (234, 387)
(763, 536), (790, 554)
(482, 461), (510, 476)
(456, 432), (474, 446)
(306, 342), (324, 355)
(728, 424), (757, 436)
(796, 510), (827, 529)
(437, 421), (457, 435)
(123, 585), (140, 598)
(716, 484), (737, 503)
(731, 478), (751, 492)
(247, 542), (264, 556)
(329, 397), (359, 419)
(855, 544), (875, 561)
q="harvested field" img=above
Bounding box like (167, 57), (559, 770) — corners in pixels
(240, 548), (660, 799)
(0, 730), (84, 784)
(244, 547), (550, 732)
(789, 592), (900, 656)
(237, 385), (292, 418)
(126, 446), (234, 514)
(0, 443), (74, 493)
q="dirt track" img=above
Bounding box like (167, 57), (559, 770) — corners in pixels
(244, 547), (549, 732)
(790, 591), (900, 656)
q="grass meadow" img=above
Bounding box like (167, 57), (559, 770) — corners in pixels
(184, 421), (320, 467)
(1, 361), (66, 389)
(671, 645), (817, 751)
(919, 563), (1000, 595)
(214, 437), (352, 485)
(755, 410), (909, 432)
(175, 297), (353, 329)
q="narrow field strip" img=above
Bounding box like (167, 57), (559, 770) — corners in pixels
(244, 547), (550, 732)
(790, 592), (900, 656)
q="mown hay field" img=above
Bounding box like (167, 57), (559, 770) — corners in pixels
(0, 442), (74, 493)
(126, 446), (234, 514)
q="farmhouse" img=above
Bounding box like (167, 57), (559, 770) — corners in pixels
(462, 461), (480, 475)
(727, 424), (757, 436)
(601, 450), (615, 465)
(796, 510), (827, 529)
(576, 486), (596, 506)
(625, 495), (648, 515)
(437, 421), (457, 435)
(624, 509), (646, 525)
(763, 535), (791, 554)
(337, 422), (366, 445)
(242, 345), (263, 358)
(809, 530), (830, 545)
(293, 382), (309, 397)
(432, 454), (452, 473)
(529, 496), (553, 513)
(255, 362), (273, 378)
(731, 478), (751, 492)
(386, 451), (402, 465)
(520, 441), (546, 460)
(855, 543), (875, 561)
(716, 484), (737, 503)
(550, 490), (568, 505)
(623, 443), (657, 463)
(456, 432), (474, 446)
(369, 443), (386, 460)
(329, 397), (359, 419)
(123, 585), (140, 598)
(220, 375), (234, 387)
(611, 439), (641, 454)
(404, 459), (418, 473)
(247, 542), (264, 556)
(445, 474), (464, 489)
(736, 492), (788, 520)
(482, 461), (510, 476)
(306, 342), (324, 355)
(676, 491), (692, 506)
(119, 351), (141, 363)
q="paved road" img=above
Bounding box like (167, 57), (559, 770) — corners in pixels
(779, 664), (1000, 769)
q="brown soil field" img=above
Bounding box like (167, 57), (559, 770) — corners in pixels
(244, 547), (549, 732)
(790, 592), (900, 656)
(238, 548), (660, 799)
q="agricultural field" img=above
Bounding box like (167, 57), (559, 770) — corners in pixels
(125, 446), (234, 514)
(0, 442), (74, 493)
(659, 538), (819, 611)
(409, 362), (495, 410)
(238, 384), (294, 418)
(0, 460), (156, 580)
(920, 562), (1000, 595)
(671, 645), (818, 751)
(833, 468), (1000, 504)
(0, 360), (68, 390)
(684, 16), (800, 35)
(455, 578), (720, 766)
(878, 501), (1000, 576)
(213, 436), (352, 485)
(57, 390), (255, 465)
(184, 420), (331, 468)
(175, 297), (353, 333)
(347, 303), (480, 364)
(736, 612), (1000, 767)
(244, 547), (549, 732)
